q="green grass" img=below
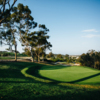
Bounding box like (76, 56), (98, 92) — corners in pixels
(0, 56), (31, 60)
(0, 62), (100, 100)
(39, 65), (100, 85)
(0, 57), (15, 60)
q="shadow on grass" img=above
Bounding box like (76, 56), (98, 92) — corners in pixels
(4, 90), (100, 100)
(1, 61), (100, 85)
(0, 62), (38, 81)
(69, 73), (100, 84)
(27, 64), (100, 85)
(0, 62), (100, 100)
(35, 63), (72, 70)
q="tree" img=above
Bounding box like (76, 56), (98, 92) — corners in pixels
(0, 0), (17, 24)
(21, 24), (52, 62)
(57, 54), (63, 59)
(0, 29), (13, 49)
(78, 53), (92, 67)
(65, 54), (69, 62)
(21, 31), (37, 62)
(23, 48), (31, 57)
(34, 25), (52, 62)
(47, 52), (54, 58)
(1, 3), (37, 61)
(79, 50), (100, 70)
(94, 52), (100, 69)
(1, 25), (18, 61)
(0, 0), (17, 45)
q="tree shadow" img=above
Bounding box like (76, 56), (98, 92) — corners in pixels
(27, 64), (100, 85)
(0, 62), (38, 81)
(69, 73), (100, 84)
(0, 62), (100, 100)
(36, 63), (71, 70)
(0, 61), (100, 85)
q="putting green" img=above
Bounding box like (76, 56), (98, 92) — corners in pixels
(39, 65), (100, 85)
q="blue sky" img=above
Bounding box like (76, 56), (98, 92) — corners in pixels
(1, 0), (100, 55)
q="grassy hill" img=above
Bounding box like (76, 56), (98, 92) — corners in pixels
(0, 62), (100, 100)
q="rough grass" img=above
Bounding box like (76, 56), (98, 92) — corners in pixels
(0, 62), (100, 100)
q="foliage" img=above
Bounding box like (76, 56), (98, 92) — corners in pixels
(0, 51), (27, 57)
(1, 3), (37, 61)
(51, 57), (65, 62)
(0, 2), (52, 62)
(21, 24), (52, 62)
(0, 51), (12, 56)
(23, 48), (31, 57)
(0, 0), (17, 46)
(0, 0), (17, 24)
(47, 52), (54, 58)
(57, 54), (63, 59)
(78, 50), (100, 70)
(51, 58), (59, 62)
(94, 61), (100, 70)
(64, 54), (69, 61)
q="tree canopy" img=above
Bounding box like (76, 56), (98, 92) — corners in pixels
(0, 2), (52, 62)
(79, 50), (100, 70)
(0, 0), (17, 24)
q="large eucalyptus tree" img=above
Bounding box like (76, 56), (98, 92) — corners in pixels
(21, 24), (52, 62)
(35, 24), (52, 62)
(0, 0), (17, 46)
(2, 3), (37, 61)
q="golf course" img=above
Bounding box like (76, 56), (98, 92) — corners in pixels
(0, 0), (100, 99)
(0, 61), (100, 100)
(39, 65), (100, 85)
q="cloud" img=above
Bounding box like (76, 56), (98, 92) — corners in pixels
(82, 29), (98, 32)
(82, 34), (100, 38)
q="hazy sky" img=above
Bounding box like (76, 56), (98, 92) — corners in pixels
(1, 0), (100, 55)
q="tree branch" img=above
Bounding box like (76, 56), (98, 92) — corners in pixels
(0, 0), (17, 24)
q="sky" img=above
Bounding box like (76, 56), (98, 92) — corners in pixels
(1, 0), (100, 55)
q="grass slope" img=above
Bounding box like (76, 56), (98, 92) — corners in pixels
(0, 62), (100, 100)
(39, 65), (100, 85)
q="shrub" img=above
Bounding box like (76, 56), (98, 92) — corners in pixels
(51, 58), (59, 62)
(94, 61), (100, 70)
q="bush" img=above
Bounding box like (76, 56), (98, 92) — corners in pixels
(51, 58), (65, 62)
(94, 61), (100, 70)
(78, 50), (100, 70)
(51, 58), (59, 62)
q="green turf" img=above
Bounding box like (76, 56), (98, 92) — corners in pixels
(0, 62), (100, 100)
(39, 65), (100, 85)
(0, 57), (15, 60)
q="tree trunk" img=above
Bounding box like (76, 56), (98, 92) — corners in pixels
(31, 47), (34, 62)
(15, 44), (17, 61)
(38, 55), (40, 62)
(42, 58), (44, 62)
(42, 55), (45, 62)
(15, 51), (17, 61)
(31, 56), (34, 62)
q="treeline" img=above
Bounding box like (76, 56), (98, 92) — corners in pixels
(0, 51), (26, 57)
(78, 50), (100, 70)
(46, 52), (78, 63)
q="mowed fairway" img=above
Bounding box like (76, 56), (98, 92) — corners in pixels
(39, 65), (100, 85)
